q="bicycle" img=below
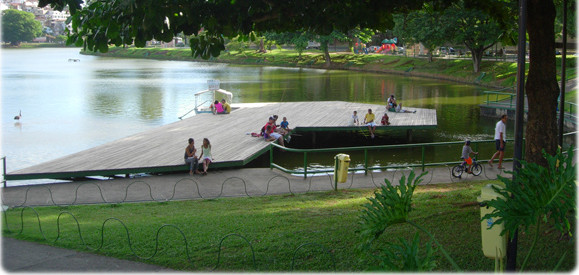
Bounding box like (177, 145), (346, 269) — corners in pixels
(452, 158), (482, 178)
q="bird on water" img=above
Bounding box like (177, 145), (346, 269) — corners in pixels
(14, 110), (21, 120)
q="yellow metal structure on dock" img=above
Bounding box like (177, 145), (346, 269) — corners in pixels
(4, 101), (437, 181)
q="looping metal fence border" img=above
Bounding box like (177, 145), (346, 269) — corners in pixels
(73, 182), (109, 204)
(291, 242), (337, 271)
(122, 181), (161, 203)
(171, 178), (203, 200)
(213, 233), (257, 271)
(6, 186), (56, 207)
(219, 177), (250, 198)
(2, 166), (499, 209)
(3, 207), (342, 271)
(265, 175), (293, 196)
(4, 209), (199, 267)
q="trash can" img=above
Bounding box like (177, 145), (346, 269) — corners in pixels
(477, 184), (507, 259)
(334, 154), (351, 184)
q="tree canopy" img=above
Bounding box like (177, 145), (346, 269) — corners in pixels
(42, 0), (443, 58)
(1, 9), (43, 46)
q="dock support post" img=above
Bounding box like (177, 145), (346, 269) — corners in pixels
(421, 146), (425, 171)
(407, 129), (413, 143)
(311, 132), (317, 148)
(364, 149), (368, 175)
(269, 145), (274, 169)
(303, 152), (308, 179)
(2, 156), (6, 188)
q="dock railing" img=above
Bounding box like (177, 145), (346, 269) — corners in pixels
(269, 132), (576, 179)
(483, 90), (577, 122)
(178, 100), (211, 119)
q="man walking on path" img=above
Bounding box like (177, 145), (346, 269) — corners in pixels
(489, 114), (508, 169)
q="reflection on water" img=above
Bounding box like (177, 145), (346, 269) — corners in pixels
(2, 48), (508, 181)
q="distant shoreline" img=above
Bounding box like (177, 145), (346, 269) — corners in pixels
(82, 47), (577, 92)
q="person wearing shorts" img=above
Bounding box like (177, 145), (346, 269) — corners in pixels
(364, 109), (377, 139)
(489, 115), (507, 169)
(264, 125), (285, 146)
(461, 140), (478, 173)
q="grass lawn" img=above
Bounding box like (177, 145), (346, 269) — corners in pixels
(2, 180), (574, 272)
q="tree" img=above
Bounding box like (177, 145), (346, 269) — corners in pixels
(393, 4), (451, 62)
(318, 30), (348, 67)
(1, 9), (43, 46)
(264, 32), (311, 57)
(524, 0), (561, 166)
(348, 27), (376, 52)
(445, 3), (505, 72)
(554, 0), (576, 39)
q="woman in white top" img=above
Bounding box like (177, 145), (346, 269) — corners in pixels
(199, 138), (213, 175)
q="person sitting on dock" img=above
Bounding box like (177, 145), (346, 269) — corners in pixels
(260, 117), (276, 136)
(210, 100), (224, 115)
(264, 125), (285, 146)
(280, 117), (290, 131)
(349, 111), (359, 126)
(395, 103), (416, 113)
(363, 109), (377, 139)
(184, 138), (200, 176)
(221, 99), (231, 114)
(387, 95), (398, 110)
(381, 113), (391, 125)
(199, 138), (213, 175)
(272, 115), (288, 135)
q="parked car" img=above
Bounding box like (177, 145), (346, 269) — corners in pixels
(306, 41), (321, 50)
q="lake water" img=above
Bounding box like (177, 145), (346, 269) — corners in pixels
(1, 48), (509, 185)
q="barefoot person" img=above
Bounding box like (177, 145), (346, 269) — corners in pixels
(184, 138), (199, 176)
(363, 109), (377, 139)
(199, 138), (213, 175)
(489, 115), (507, 169)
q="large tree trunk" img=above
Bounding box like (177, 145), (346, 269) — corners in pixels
(322, 41), (331, 68)
(470, 48), (483, 73)
(257, 38), (266, 53)
(525, 0), (559, 166)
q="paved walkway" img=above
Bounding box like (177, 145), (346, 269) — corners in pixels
(1, 165), (508, 272)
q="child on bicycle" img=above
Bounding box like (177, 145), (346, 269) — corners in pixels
(461, 140), (478, 173)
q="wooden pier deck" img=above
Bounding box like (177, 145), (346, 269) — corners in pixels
(5, 101), (437, 181)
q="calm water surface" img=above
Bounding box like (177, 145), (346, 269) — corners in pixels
(1, 48), (511, 184)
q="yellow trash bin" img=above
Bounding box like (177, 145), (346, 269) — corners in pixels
(334, 154), (350, 183)
(477, 184), (507, 259)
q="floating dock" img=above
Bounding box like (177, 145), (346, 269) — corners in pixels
(4, 101), (437, 181)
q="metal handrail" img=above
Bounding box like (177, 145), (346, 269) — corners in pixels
(483, 91), (577, 120)
(268, 132), (577, 178)
(178, 100), (210, 120)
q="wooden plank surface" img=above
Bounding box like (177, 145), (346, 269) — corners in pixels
(7, 101), (436, 177)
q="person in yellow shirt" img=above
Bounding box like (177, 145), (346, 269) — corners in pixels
(220, 99), (231, 114)
(363, 108), (377, 139)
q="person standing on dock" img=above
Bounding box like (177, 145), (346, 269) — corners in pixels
(184, 138), (200, 176)
(199, 138), (213, 175)
(364, 109), (377, 139)
(489, 115), (507, 169)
